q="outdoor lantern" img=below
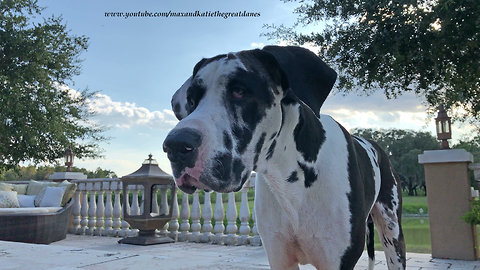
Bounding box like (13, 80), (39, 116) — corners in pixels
(118, 154), (177, 245)
(435, 104), (452, 149)
(64, 147), (74, 172)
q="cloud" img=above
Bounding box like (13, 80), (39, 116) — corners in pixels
(58, 84), (178, 130)
(251, 42), (265, 48)
(89, 93), (178, 129)
(321, 91), (433, 132)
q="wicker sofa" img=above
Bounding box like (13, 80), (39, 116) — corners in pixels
(0, 181), (76, 244)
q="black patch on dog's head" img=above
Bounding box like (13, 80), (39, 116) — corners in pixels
(186, 82), (206, 114)
(223, 131), (232, 151)
(192, 54), (227, 78)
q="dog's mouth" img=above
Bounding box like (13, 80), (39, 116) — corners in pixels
(175, 172), (211, 194)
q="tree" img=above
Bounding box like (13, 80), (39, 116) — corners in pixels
(0, 165), (117, 180)
(453, 136), (480, 162)
(352, 128), (440, 195)
(266, 0), (480, 121)
(0, 0), (105, 170)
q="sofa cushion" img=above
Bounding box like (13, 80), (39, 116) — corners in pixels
(57, 180), (77, 206)
(26, 180), (57, 195)
(17, 195), (36, 207)
(0, 207), (62, 215)
(34, 186), (66, 207)
(12, 184), (28, 195)
(0, 183), (14, 192)
(0, 191), (20, 208)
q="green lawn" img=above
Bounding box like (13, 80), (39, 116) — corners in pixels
(402, 195), (428, 215)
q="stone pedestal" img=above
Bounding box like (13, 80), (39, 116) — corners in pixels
(418, 149), (478, 260)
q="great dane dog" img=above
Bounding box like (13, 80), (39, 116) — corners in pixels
(163, 46), (406, 270)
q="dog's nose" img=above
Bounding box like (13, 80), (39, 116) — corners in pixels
(163, 128), (202, 165)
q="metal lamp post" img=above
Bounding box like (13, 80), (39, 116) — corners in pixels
(435, 104), (452, 149)
(64, 147), (74, 172)
(118, 154), (177, 245)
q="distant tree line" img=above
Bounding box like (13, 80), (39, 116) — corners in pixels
(352, 128), (480, 196)
(0, 166), (117, 181)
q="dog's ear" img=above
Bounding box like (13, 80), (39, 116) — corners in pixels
(262, 46), (337, 117)
(238, 49), (290, 95)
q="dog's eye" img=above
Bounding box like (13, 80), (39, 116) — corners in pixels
(231, 88), (245, 100)
(188, 98), (195, 108)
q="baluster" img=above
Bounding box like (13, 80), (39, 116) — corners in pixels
(238, 182), (251, 245)
(79, 183), (89, 235)
(168, 189), (179, 241)
(224, 192), (238, 245)
(139, 185), (145, 215)
(250, 200), (262, 246)
(112, 181), (122, 236)
(70, 182), (82, 234)
(104, 181), (114, 236)
(86, 183), (97, 235)
(120, 183), (132, 237)
(159, 187), (169, 235)
(189, 190), (201, 242)
(131, 185), (141, 216)
(178, 192), (191, 242)
(212, 192), (225, 244)
(94, 182), (105, 236)
(152, 186), (159, 214)
(200, 191), (213, 243)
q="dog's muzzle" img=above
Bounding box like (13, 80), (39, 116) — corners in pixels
(163, 128), (203, 193)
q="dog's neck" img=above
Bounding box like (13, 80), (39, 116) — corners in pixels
(256, 92), (325, 188)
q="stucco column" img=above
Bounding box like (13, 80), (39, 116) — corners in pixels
(418, 149), (478, 260)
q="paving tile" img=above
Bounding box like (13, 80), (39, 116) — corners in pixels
(0, 236), (478, 269)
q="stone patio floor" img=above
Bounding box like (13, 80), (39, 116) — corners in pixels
(0, 235), (479, 269)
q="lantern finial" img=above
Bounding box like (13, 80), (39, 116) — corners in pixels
(64, 147), (74, 172)
(435, 104), (452, 149)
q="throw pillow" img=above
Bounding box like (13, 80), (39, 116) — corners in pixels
(27, 180), (57, 195)
(17, 194), (36, 207)
(35, 186), (66, 207)
(57, 180), (77, 206)
(0, 183), (14, 192)
(0, 191), (20, 208)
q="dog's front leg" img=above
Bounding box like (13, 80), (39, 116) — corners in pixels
(255, 174), (300, 270)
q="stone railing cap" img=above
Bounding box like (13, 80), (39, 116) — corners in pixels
(418, 149), (474, 164)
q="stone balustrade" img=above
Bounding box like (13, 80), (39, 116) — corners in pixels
(70, 174), (261, 246)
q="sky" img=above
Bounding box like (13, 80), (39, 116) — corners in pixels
(34, 0), (468, 177)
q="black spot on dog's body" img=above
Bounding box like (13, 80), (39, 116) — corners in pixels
(338, 123), (377, 269)
(223, 131), (232, 151)
(266, 140), (276, 160)
(297, 161), (317, 188)
(253, 133), (266, 170)
(366, 217), (375, 263)
(293, 104), (325, 163)
(286, 171), (298, 183)
(269, 132), (277, 141)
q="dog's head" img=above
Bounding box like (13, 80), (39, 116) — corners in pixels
(164, 47), (336, 194)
